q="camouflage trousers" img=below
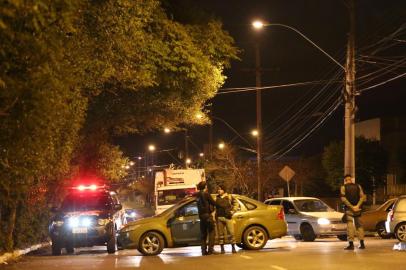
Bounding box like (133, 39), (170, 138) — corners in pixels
(217, 217), (236, 245)
(346, 214), (365, 241)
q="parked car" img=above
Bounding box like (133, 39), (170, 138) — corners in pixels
(360, 198), (396, 238)
(118, 194), (287, 255)
(386, 195), (406, 242)
(49, 185), (123, 255)
(264, 197), (347, 242)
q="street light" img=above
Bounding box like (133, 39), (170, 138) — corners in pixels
(148, 144), (156, 152)
(251, 20), (346, 201)
(164, 127), (171, 134)
(199, 152), (204, 157)
(218, 142), (225, 150)
(251, 129), (259, 137)
(186, 158), (192, 165)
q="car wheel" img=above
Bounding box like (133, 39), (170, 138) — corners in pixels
(395, 222), (406, 242)
(376, 221), (391, 239)
(337, 235), (347, 241)
(65, 241), (74, 254)
(138, 231), (164, 256)
(51, 240), (62, 256)
(107, 227), (117, 254)
(293, 235), (303, 241)
(242, 226), (268, 250)
(300, 223), (316, 242)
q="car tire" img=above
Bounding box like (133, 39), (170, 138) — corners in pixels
(242, 226), (268, 250)
(138, 231), (165, 256)
(376, 221), (391, 239)
(65, 242), (74, 254)
(300, 223), (316, 242)
(293, 235), (303, 241)
(107, 227), (117, 254)
(394, 222), (406, 242)
(51, 240), (62, 256)
(337, 235), (347, 241)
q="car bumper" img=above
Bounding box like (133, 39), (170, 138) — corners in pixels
(50, 225), (112, 247)
(314, 223), (347, 235)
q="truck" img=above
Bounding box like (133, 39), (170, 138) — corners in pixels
(154, 169), (205, 214)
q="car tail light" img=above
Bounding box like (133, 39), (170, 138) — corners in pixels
(389, 210), (394, 221)
(277, 207), (285, 220)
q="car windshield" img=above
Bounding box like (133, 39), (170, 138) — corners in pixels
(294, 199), (331, 212)
(157, 188), (196, 206)
(61, 193), (112, 212)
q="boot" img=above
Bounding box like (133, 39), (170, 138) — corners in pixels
(207, 247), (219, 255)
(358, 240), (365, 249)
(231, 244), (237, 254)
(344, 241), (354, 250)
(220, 244), (225, 254)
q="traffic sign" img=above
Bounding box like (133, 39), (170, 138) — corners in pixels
(279, 166), (295, 182)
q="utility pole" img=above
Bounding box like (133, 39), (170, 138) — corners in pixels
(255, 43), (263, 201)
(344, 0), (356, 179)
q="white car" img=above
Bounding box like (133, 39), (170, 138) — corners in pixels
(265, 197), (347, 241)
(386, 195), (406, 242)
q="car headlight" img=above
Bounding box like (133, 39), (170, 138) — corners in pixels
(82, 217), (92, 227)
(317, 218), (330, 225)
(52, 220), (64, 227)
(68, 217), (79, 227)
(98, 218), (110, 226)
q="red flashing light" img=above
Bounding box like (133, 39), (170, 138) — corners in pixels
(72, 184), (104, 191)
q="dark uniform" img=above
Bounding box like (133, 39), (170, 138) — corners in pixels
(196, 189), (217, 255)
(340, 179), (366, 249)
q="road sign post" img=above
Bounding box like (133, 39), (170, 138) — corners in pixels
(279, 166), (295, 197)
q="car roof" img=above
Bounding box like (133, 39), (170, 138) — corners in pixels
(265, 197), (320, 202)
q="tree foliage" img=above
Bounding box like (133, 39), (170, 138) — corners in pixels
(0, 0), (238, 251)
(322, 137), (387, 193)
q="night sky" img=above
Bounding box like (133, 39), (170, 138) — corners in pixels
(117, 0), (406, 166)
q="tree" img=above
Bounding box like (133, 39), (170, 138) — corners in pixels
(322, 137), (387, 193)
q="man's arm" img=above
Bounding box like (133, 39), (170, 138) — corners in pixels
(205, 192), (219, 207)
(355, 185), (366, 209)
(340, 185), (354, 209)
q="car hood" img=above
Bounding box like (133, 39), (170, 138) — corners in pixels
(301, 211), (344, 220)
(63, 210), (106, 217)
(123, 216), (161, 229)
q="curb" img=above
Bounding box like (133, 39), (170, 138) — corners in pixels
(0, 242), (50, 265)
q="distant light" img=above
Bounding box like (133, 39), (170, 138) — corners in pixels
(186, 158), (192, 164)
(195, 113), (203, 119)
(199, 153), (204, 157)
(218, 143), (225, 150)
(125, 165), (130, 169)
(138, 156), (142, 160)
(129, 161), (135, 166)
(148, 168), (152, 172)
(148, 144), (156, 152)
(89, 184), (97, 191)
(164, 127), (171, 134)
(252, 20), (264, 29)
(251, 129), (259, 137)
(78, 185), (85, 191)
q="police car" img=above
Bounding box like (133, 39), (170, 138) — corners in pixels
(49, 185), (123, 255)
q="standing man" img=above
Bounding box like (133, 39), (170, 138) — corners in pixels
(215, 185), (239, 254)
(340, 174), (366, 250)
(196, 181), (217, 255)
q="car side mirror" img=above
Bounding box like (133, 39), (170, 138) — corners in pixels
(114, 204), (122, 211)
(288, 208), (297, 214)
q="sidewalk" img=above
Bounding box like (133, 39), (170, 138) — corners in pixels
(0, 242), (50, 265)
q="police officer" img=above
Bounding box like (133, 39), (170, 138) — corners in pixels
(196, 181), (218, 255)
(340, 174), (366, 250)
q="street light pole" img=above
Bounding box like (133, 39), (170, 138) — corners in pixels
(255, 43), (263, 201)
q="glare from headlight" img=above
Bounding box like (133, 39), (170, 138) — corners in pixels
(317, 218), (330, 225)
(68, 217), (79, 227)
(82, 217), (92, 227)
(53, 220), (64, 226)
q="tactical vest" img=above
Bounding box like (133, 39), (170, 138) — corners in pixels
(344, 183), (360, 205)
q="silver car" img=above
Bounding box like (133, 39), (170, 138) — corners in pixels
(265, 197), (347, 241)
(386, 195), (406, 242)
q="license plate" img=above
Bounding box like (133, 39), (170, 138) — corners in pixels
(72, 227), (88, 234)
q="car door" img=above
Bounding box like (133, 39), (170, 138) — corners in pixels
(281, 200), (300, 234)
(170, 201), (201, 246)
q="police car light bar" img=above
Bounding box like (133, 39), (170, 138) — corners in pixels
(72, 184), (105, 191)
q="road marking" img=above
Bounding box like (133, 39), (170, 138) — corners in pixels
(270, 265), (288, 270)
(240, 255), (253, 259)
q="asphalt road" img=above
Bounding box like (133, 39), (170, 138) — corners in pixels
(2, 237), (405, 270)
